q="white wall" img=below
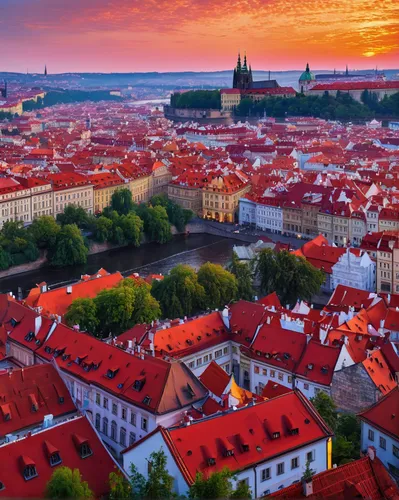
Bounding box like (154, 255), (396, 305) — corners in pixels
(122, 431), (190, 496)
(360, 421), (399, 472)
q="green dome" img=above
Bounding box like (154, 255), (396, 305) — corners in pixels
(299, 63), (315, 82)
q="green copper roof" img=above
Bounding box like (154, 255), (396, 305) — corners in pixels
(299, 63), (315, 82)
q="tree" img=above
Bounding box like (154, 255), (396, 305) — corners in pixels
(49, 224), (88, 267)
(151, 264), (206, 318)
(130, 449), (175, 500)
(189, 468), (251, 499)
(93, 215), (113, 243)
(65, 298), (99, 334)
(45, 466), (93, 499)
(255, 249), (324, 307)
(146, 206), (172, 244)
(0, 246), (11, 270)
(310, 392), (337, 432)
(228, 252), (254, 301)
(198, 262), (238, 310)
(57, 205), (89, 228)
(109, 471), (131, 500)
(28, 215), (60, 248)
(118, 212), (143, 246)
(333, 414), (361, 465)
(110, 188), (135, 215)
(94, 279), (161, 337)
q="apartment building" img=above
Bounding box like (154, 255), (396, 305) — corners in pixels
(47, 173), (94, 217)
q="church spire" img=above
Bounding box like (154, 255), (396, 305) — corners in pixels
(44, 65), (48, 76)
(242, 52), (248, 71)
(306, 62), (310, 72)
(345, 64), (348, 76)
(237, 53), (241, 71)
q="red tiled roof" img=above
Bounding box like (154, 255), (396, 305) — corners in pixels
(358, 386), (399, 441)
(269, 456), (399, 499)
(311, 80), (399, 91)
(229, 300), (268, 347)
(0, 364), (76, 439)
(199, 361), (230, 398)
(294, 341), (341, 386)
(261, 380), (292, 399)
(0, 416), (117, 498)
(152, 312), (229, 358)
(362, 350), (397, 396)
(24, 271), (123, 318)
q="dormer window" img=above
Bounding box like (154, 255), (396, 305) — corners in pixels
(106, 368), (119, 379)
(186, 383), (195, 398)
(272, 432), (281, 439)
(50, 452), (62, 467)
(59, 396), (64, 404)
(143, 395), (151, 406)
(23, 465), (38, 481)
(45, 346), (52, 354)
(80, 443), (92, 459)
(10, 318), (18, 328)
(29, 394), (39, 412)
(307, 364), (314, 370)
(207, 457), (216, 466)
(242, 443), (250, 452)
(24, 332), (35, 342)
(321, 366), (329, 374)
(133, 377), (146, 392)
(62, 354), (70, 361)
(1, 404), (11, 422)
(290, 428), (299, 436)
(0, 481), (4, 491)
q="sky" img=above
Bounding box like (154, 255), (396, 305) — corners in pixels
(1, 0), (399, 73)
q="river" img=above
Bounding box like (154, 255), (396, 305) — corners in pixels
(0, 234), (237, 298)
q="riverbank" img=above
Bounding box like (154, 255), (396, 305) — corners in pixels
(0, 234), (237, 297)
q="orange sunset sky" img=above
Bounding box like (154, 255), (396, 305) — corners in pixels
(1, 0), (398, 73)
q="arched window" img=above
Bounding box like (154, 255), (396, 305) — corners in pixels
(111, 420), (117, 441)
(120, 427), (126, 447)
(95, 413), (101, 431)
(102, 417), (108, 436)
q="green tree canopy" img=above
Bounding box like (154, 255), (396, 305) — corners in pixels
(198, 262), (238, 310)
(146, 205), (172, 244)
(151, 193), (192, 233)
(310, 391), (337, 432)
(118, 212), (143, 246)
(228, 252), (254, 301)
(130, 449), (175, 500)
(93, 215), (113, 243)
(0, 246), (11, 270)
(110, 188), (135, 215)
(57, 205), (89, 228)
(109, 471), (132, 500)
(45, 466), (93, 499)
(94, 279), (161, 337)
(0, 221), (39, 265)
(189, 468), (251, 499)
(151, 264), (206, 319)
(28, 215), (60, 249)
(170, 90), (221, 110)
(64, 297), (99, 334)
(255, 249), (324, 307)
(49, 224), (88, 267)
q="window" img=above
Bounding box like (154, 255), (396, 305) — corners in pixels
(303, 383), (309, 390)
(196, 358), (202, 367)
(368, 429), (375, 441)
(102, 417), (108, 436)
(120, 427), (127, 447)
(103, 397), (108, 410)
(277, 462), (285, 475)
(254, 366), (260, 374)
(278, 373), (284, 381)
(223, 347), (229, 355)
(215, 349), (222, 359)
(379, 436), (386, 450)
(203, 355), (209, 363)
(121, 407), (127, 421)
(111, 420), (117, 441)
(95, 393), (101, 405)
(307, 450), (315, 463)
(23, 465), (38, 481)
(50, 452), (62, 467)
(263, 491), (270, 496)
(291, 457), (299, 469)
(129, 432), (136, 446)
(288, 376), (292, 384)
(262, 368), (267, 376)
(80, 443), (92, 459)
(270, 370), (275, 378)
(261, 467), (271, 482)
(130, 412), (136, 426)
(95, 413), (101, 430)
(188, 361), (195, 369)
(393, 445), (399, 458)
(112, 403), (118, 416)
(141, 417), (148, 431)
(224, 364), (230, 374)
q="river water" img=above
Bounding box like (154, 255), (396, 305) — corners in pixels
(0, 234), (237, 298)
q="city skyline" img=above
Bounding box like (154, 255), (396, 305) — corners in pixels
(1, 0), (399, 73)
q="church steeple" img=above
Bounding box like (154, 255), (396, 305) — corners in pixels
(306, 62), (310, 73)
(236, 53), (241, 71)
(345, 64), (349, 76)
(242, 53), (248, 72)
(44, 65), (48, 76)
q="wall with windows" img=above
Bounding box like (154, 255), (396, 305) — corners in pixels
(294, 378), (331, 400)
(183, 341), (232, 377)
(360, 421), (399, 474)
(247, 357), (293, 394)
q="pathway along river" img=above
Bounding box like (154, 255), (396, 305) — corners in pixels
(0, 234), (237, 298)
